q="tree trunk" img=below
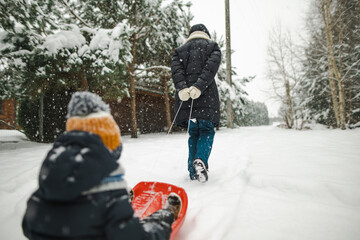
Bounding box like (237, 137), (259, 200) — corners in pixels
(284, 115), (290, 129)
(128, 57), (138, 138)
(128, 1), (138, 138)
(347, 86), (352, 124)
(81, 71), (89, 91)
(225, 0), (233, 128)
(13, 98), (17, 129)
(322, 0), (341, 128)
(328, 72), (340, 127)
(285, 80), (294, 128)
(337, 0), (346, 129)
(39, 92), (44, 142)
(162, 75), (172, 131)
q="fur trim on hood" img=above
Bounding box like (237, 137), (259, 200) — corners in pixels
(185, 31), (211, 43)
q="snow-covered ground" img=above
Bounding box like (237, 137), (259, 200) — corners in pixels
(1, 126), (360, 240)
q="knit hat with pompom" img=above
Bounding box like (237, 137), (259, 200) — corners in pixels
(66, 92), (121, 156)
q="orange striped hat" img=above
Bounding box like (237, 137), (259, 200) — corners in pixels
(66, 92), (121, 152)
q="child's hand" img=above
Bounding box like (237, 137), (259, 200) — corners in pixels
(189, 86), (201, 99)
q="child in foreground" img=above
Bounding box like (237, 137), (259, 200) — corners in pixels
(22, 91), (181, 240)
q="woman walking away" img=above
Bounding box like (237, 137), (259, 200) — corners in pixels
(171, 24), (222, 183)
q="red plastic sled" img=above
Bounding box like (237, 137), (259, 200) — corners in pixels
(131, 181), (188, 240)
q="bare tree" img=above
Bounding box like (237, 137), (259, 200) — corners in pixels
(267, 24), (303, 128)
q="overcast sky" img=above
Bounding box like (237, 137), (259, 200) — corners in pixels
(190, 0), (310, 117)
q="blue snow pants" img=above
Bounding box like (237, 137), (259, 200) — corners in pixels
(188, 119), (215, 179)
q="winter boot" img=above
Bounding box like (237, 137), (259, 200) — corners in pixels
(194, 159), (208, 183)
(164, 193), (182, 220)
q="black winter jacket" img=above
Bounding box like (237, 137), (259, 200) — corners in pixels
(171, 35), (221, 127)
(22, 131), (147, 240)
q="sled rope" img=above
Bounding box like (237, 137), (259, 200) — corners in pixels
(167, 101), (183, 134)
(149, 99), (193, 180)
(167, 98), (194, 134)
(187, 99), (194, 134)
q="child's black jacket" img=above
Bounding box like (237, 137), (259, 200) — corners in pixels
(22, 131), (147, 240)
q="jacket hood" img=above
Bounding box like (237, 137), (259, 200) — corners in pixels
(38, 131), (120, 201)
(189, 24), (211, 39)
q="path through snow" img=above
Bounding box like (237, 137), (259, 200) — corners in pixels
(0, 126), (359, 240)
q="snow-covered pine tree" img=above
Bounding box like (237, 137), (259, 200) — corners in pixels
(0, 0), (132, 141)
(0, 0), (65, 98)
(72, 0), (190, 138)
(301, 0), (360, 128)
(1, 0), (70, 140)
(1, 0), (132, 98)
(333, 0), (360, 127)
(134, 1), (191, 131)
(300, 20), (335, 127)
(0, 59), (23, 100)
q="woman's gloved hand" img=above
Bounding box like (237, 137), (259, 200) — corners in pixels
(189, 86), (201, 99)
(178, 88), (190, 101)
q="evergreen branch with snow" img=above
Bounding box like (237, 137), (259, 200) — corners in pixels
(59, 0), (92, 28)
